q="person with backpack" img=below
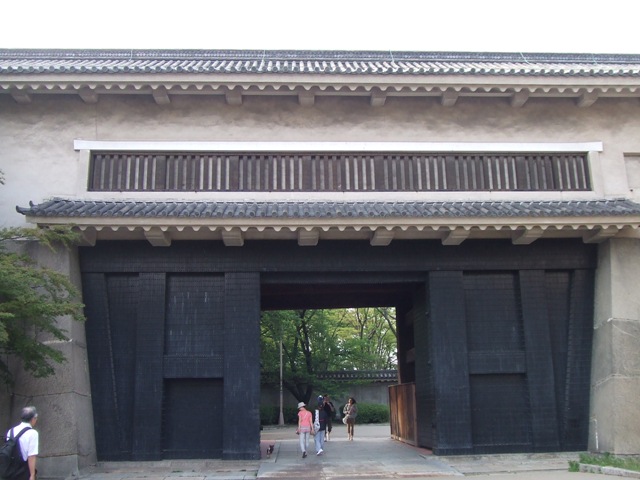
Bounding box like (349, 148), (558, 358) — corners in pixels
(3, 406), (39, 480)
(313, 396), (327, 456)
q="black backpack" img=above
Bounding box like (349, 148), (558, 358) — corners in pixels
(0, 427), (30, 479)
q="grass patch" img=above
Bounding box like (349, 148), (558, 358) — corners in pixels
(575, 452), (640, 472)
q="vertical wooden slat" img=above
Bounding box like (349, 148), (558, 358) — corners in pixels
(520, 270), (561, 450)
(424, 156), (432, 190)
(254, 155), (261, 191)
(155, 155), (166, 191)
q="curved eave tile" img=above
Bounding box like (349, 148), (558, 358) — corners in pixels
(16, 198), (640, 221)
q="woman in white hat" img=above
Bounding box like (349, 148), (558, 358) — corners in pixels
(296, 401), (314, 458)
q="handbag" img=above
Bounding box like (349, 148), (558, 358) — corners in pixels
(342, 415), (348, 424)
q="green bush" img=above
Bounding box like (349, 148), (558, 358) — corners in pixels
(260, 405), (299, 425)
(338, 402), (389, 424)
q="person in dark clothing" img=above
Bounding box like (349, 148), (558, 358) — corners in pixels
(313, 396), (327, 455)
(322, 394), (336, 441)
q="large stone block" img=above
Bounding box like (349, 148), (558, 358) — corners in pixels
(608, 239), (640, 321)
(590, 375), (640, 455)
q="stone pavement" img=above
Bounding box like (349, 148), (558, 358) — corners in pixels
(70, 424), (618, 480)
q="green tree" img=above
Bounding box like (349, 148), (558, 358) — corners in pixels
(260, 307), (397, 404)
(0, 171), (85, 385)
(261, 309), (346, 404)
(340, 307), (397, 370)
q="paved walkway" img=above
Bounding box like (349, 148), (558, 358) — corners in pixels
(72, 424), (617, 480)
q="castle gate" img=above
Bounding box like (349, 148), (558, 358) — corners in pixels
(80, 238), (595, 459)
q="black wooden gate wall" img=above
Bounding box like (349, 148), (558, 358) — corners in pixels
(409, 268), (594, 454)
(82, 259), (261, 461)
(80, 239), (595, 460)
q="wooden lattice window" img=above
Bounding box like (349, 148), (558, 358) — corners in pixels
(88, 152), (591, 192)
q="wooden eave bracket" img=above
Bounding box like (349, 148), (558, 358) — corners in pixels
(510, 90), (530, 107)
(582, 226), (620, 243)
(225, 87), (243, 106)
(442, 227), (470, 245)
(152, 86), (171, 105)
(222, 228), (244, 246)
(77, 228), (97, 246)
(298, 90), (315, 107)
(298, 229), (319, 246)
(577, 90), (599, 107)
(370, 228), (395, 246)
(78, 88), (98, 104)
(144, 227), (171, 247)
(370, 89), (387, 107)
(512, 226), (544, 245)
(11, 89), (31, 104)
(441, 89), (459, 107)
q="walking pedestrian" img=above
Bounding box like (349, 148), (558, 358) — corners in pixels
(322, 394), (336, 441)
(296, 402), (313, 458)
(5, 406), (39, 480)
(314, 396), (327, 455)
(343, 397), (358, 441)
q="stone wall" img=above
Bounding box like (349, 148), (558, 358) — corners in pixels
(591, 238), (640, 454)
(0, 241), (96, 478)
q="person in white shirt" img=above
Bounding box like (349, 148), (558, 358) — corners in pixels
(6, 406), (39, 480)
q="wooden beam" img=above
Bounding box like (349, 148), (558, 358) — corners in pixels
(78, 229), (97, 247)
(225, 88), (243, 106)
(144, 227), (171, 247)
(370, 228), (395, 246)
(298, 90), (315, 107)
(441, 89), (459, 107)
(298, 229), (319, 246)
(370, 89), (387, 107)
(511, 90), (530, 107)
(11, 90), (31, 104)
(222, 228), (244, 246)
(577, 90), (599, 107)
(78, 88), (99, 104)
(152, 87), (171, 105)
(512, 226), (544, 245)
(442, 227), (470, 245)
(583, 226), (619, 243)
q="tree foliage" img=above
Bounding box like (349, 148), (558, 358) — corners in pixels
(0, 225), (85, 385)
(260, 307), (397, 404)
(339, 307), (398, 370)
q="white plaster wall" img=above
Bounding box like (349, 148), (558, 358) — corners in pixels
(2, 94), (640, 227)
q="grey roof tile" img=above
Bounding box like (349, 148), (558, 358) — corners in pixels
(15, 199), (640, 219)
(2, 50), (640, 77)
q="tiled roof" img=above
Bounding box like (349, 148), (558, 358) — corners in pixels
(17, 198), (640, 219)
(2, 49), (640, 77)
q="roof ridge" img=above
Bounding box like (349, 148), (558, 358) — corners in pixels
(2, 49), (640, 64)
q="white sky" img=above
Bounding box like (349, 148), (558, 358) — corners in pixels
(1, 0), (639, 54)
